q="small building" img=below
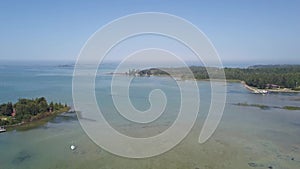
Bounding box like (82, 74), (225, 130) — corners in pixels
(266, 84), (280, 89)
(11, 108), (16, 117)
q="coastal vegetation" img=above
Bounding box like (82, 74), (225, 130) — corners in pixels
(0, 97), (69, 126)
(224, 65), (300, 89)
(137, 65), (300, 90)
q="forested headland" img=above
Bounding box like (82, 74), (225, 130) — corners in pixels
(0, 97), (70, 126)
(137, 65), (300, 90)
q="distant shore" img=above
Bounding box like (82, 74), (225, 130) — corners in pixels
(108, 71), (300, 94)
(132, 65), (300, 92)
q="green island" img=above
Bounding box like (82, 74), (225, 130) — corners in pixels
(136, 65), (300, 93)
(0, 97), (70, 128)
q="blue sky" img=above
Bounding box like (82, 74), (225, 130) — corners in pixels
(0, 0), (299, 66)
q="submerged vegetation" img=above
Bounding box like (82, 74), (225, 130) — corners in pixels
(138, 65), (300, 90)
(234, 102), (300, 111)
(234, 103), (271, 110)
(282, 106), (300, 111)
(0, 97), (69, 126)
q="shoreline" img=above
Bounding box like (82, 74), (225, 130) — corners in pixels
(241, 81), (300, 94)
(4, 107), (72, 131)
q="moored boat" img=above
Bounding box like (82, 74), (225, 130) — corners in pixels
(0, 126), (6, 133)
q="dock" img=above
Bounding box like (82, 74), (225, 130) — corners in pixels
(242, 81), (268, 94)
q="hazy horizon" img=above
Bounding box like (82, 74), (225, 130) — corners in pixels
(1, 59), (299, 68)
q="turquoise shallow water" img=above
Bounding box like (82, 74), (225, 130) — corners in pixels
(0, 63), (300, 169)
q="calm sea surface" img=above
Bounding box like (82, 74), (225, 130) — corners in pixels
(0, 63), (300, 169)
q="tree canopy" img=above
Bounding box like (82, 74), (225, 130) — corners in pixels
(0, 97), (68, 126)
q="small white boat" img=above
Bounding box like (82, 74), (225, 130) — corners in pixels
(70, 145), (76, 150)
(0, 126), (6, 133)
(252, 89), (268, 95)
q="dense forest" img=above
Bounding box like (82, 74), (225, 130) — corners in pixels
(224, 65), (300, 89)
(138, 65), (300, 90)
(0, 97), (69, 126)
